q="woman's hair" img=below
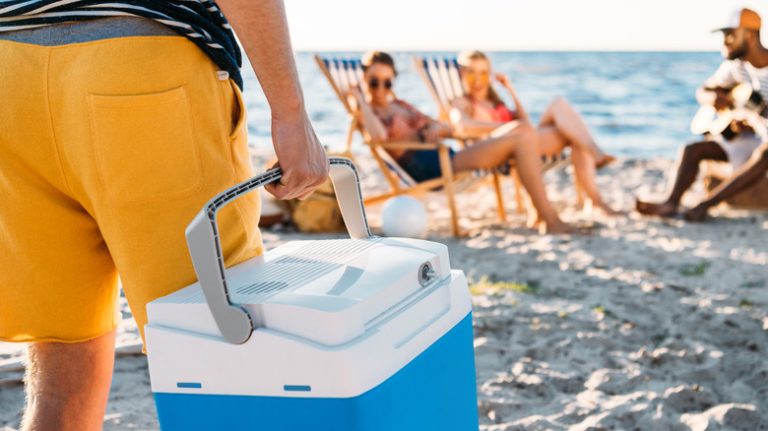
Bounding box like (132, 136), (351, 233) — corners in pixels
(361, 51), (398, 76)
(457, 50), (503, 107)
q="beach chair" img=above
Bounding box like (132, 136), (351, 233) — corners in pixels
(314, 55), (511, 236)
(413, 56), (574, 213)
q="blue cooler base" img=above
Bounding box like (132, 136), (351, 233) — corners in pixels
(154, 313), (478, 431)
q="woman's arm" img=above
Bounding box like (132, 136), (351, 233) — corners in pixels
(495, 74), (529, 122)
(420, 121), (455, 143)
(449, 98), (502, 138)
(348, 88), (388, 142)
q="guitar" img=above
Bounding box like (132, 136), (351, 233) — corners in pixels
(690, 83), (768, 140)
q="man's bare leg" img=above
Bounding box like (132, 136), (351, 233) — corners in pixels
(636, 140), (727, 217)
(21, 330), (115, 431)
(685, 144), (768, 221)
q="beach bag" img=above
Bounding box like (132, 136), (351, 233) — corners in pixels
(272, 151), (352, 233)
(288, 177), (346, 233)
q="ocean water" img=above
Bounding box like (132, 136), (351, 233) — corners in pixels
(240, 51), (723, 158)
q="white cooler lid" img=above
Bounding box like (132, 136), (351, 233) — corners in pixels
(150, 237), (452, 346)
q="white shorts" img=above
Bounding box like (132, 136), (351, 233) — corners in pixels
(712, 133), (763, 170)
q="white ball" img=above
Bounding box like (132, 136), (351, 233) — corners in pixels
(381, 196), (428, 238)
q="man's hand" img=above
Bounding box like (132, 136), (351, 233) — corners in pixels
(713, 88), (733, 111)
(265, 111), (329, 200)
(215, 0), (329, 200)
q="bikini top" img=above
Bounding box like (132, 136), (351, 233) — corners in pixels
(492, 103), (516, 123)
(470, 98), (516, 123)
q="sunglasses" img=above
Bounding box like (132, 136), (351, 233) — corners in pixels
(368, 77), (393, 90)
(464, 71), (489, 83)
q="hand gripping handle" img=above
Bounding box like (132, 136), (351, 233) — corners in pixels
(185, 157), (372, 344)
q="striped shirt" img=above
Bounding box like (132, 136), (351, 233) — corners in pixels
(706, 59), (768, 112)
(0, 0), (244, 89)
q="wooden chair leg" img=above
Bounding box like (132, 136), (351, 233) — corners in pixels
(492, 172), (507, 223)
(370, 145), (402, 193)
(439, 146), (460, 236)
(343, 121), (359, 164)
(345, 121), (355, 154)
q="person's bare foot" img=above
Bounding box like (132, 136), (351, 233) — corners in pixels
(596, 203), (625, 216)
(635, 199), (678, 217)
(596, 153), (616, 169)
(539, 219), (578, 235)
(526, 213), (541, 230)
(683, 204), (709, 222)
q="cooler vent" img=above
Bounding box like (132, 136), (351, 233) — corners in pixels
(289, 239), (379, 259)
(236, 281), (288, 295)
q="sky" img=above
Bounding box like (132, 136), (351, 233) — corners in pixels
(284, 0), (768, 51)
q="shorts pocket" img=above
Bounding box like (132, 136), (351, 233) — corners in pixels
(88, 85), (203, 206)
(226, 79), (247, 142)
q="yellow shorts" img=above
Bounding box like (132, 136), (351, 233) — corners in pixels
(0, 36), (263, 344)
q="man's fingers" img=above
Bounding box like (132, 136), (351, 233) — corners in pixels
(267, 179), (313, 201)
(265, 180), (303, 200)
(264, 183), (290, 200)
(264, 156), (329, 201)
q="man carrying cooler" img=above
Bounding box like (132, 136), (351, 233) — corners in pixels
(0, 0), (329, 429)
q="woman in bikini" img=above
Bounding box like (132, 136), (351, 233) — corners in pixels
(451, 50), (621, 215)
(348, 51), (574, 234)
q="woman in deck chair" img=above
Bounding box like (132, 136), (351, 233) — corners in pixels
(451, 50), (621, 215)
(349, 51), (574, 234)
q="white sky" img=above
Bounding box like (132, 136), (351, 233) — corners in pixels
(285, 0), (768, 51)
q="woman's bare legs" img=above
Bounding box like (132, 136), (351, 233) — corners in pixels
(539, 97), (614, 167)
(570, 144), (623, 215)
(452, 122), (573, 234)
(538, 127), (622, 215)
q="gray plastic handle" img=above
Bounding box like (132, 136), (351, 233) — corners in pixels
(185, 157), (372, 344)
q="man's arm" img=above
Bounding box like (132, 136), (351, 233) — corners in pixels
(696, 61), (740, 109)
(216, 0), (328, 200)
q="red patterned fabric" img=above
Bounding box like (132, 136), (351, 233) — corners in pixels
(491, 103), (516, 123)
(377, 100), (432, 141)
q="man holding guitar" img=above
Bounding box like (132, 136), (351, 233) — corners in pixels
(637, 8), (768, 218)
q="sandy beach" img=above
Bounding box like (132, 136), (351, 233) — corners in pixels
(1, 150), (767, 430)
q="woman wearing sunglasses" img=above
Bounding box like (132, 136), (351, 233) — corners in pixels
(452, 50), (621, 215)
(348, 51), (574, 234)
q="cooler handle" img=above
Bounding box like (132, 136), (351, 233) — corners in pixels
(185, 157), (372, 344)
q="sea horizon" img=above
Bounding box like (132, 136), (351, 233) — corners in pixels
(240, 51), (724, 159)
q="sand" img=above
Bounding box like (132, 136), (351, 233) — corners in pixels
(1, 152), (767, 430)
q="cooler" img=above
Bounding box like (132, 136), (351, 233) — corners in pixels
(144, 158), (479, 430)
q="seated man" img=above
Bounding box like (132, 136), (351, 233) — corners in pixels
(637, 8), (768, 217)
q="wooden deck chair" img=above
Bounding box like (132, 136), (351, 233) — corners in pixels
(314, 54), (511, 236)
(413, 56), (576, 213)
